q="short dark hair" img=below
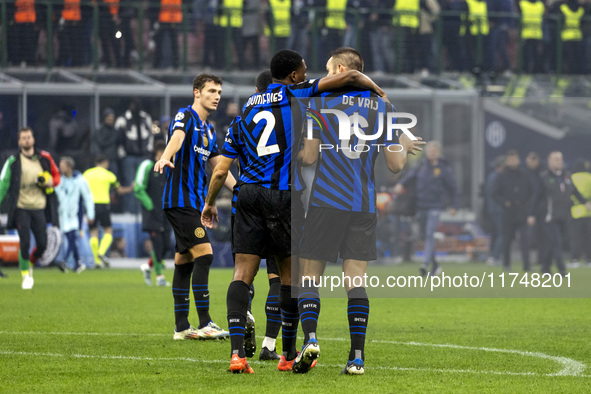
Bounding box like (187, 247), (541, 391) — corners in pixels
(572, 158), (590, 173)
(18, 127), (33, 138)
(60, 156), (75, 169)
(193, 74), (222, 91)
(154, 140), (166, 153)
(505, 149), (519, 158)
(95, 154), (109, 165)
(256, 70), (273, 92)
(270, 50), (304, 80)
(330, 47), (364, 72)
(526, 151), (539, 161)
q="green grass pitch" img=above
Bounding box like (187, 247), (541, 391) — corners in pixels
(1, 264), (590, 393)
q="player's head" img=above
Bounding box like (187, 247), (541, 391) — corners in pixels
(59, 156), (75, 176)
(505, 149), (520, 169)
(326, 47), (363, 76)
(95, 154), (109, 168)
(526, 151), (539, 170)
(193, 74), (223, 113)
(270, 50), (307, 84)
(493, 155), (505, 171)
(154, 140), (166, 162)
(547, 151), (563, 172)
(425, 140), (442, 162)
(18, 127), (35, 150)
(255, 70), (273, 92)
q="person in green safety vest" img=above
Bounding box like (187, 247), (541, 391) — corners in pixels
(569, 158), (591, 268)
(517, 0), (546, 73)
(393, 0), (421, 73)
(557, 0), (586, 74)
(218, 0), (246, 69)
(321, 0), (348, 58)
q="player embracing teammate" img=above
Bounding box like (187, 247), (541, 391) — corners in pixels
(202, 48), (421, 374)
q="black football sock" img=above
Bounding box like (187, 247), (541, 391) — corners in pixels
(279, 284), (299, 360)
(248, 284), (255, 313)
(298, 283), (320, 344)
(227, 280), (250, 358)
(192, 254), (213, 329)
(172, 261), (195, 332)
(264, 277), (281, 341)
(347, 287), (369, 362)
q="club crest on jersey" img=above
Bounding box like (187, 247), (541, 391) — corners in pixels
(195, 227), (205, 238)
(203, 134), (209, 148)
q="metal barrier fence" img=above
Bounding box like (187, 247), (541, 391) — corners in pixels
(1, 1), (591, 75)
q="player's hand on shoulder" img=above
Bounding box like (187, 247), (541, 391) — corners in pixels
(154, 159), (174, 174)
(201, 204), (218, 229)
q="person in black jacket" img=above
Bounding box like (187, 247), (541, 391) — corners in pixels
(92, 108), (121, 179)
(134, 140), (170, 287)
(538, 151), (591, 275)
(492, 150), (536, 272)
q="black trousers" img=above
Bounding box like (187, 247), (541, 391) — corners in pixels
(570, 217), (591, 262)
(540, 220), (568, 275)
(16, 208), (47, 261)
(502, 217), (530, 271)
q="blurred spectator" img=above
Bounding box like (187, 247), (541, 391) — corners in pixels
(119, 2), (138, 67)
(441, 0), (466, 71)
(288, 0), (311, 58)
(418, 0), (441, 75)
(368, 0), (395, 73)
(202, 0), (224, 68)
(58, 0), (84, 66)
(492, 150), (535, 272)
(48, 106), (80, 156)
(98, 0), (122, 67)
(219, 0), (246, 69)
(92, 108), (121, 178)
(115, 99), (153, 213)
(484, 155), (504, 266)
(110, 236), (127, 258)
(343, 0), (363, 48)
(488, 0), (514, 73)
(7, 0), (39, 67)
(461, 0), (492, 71)
(55, 156), (95, 273)
(243, 0), (263, 67)
(393, 0), (421, 73)
(151, 0), (183, 69)
(557, 0), (586, 74)
(393, 141), (459, 276)
(569, 158), (591, 267)
(266, 0), (290, 53)
(517, 0), (545, 74)
(321, 0), (348, 58)
(538, 151), (590, 275)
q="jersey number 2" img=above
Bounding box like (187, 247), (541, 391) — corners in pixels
(253, 111), (280, 157)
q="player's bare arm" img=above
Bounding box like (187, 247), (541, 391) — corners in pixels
(208, 155), (237, 191)
(384, 135), (425, 174)
(317, 70), (385, 99)
(153, 129), (186, 173)
(201, 155), (234, 228)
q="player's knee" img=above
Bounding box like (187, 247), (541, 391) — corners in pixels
(194, 253), (213, 267)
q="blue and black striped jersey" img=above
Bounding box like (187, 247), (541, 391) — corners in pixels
(235, 80), (319, 191)
(162, 105), (219, 211)
(307, 90), (398, 213)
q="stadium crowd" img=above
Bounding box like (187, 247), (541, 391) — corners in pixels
(3, 0), (591, 74)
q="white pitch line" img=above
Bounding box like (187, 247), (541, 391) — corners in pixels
(0, 331), (588, 377)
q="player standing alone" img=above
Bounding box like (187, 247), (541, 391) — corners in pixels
(154, 74), (236, 340)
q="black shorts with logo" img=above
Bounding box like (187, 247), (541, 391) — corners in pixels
(233, 184), (302, 259)
(164, 207), (210, 254)
(90, 204), (112, 229)
(300, 206), (377, 263)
